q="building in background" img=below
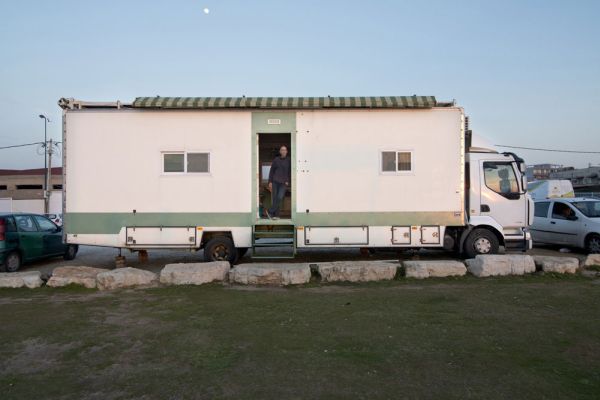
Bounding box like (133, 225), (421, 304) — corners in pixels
(0, 167), (63, 213)
(526, 163), (573, 181)
(550, 166), (600, 194)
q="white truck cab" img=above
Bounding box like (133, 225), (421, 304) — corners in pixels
(451, 135), (533, 258)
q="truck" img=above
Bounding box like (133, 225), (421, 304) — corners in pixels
(58, 96), (532, 262)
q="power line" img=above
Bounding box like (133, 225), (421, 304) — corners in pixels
(0, 141), (62, 151)
(495, 144), (600, 154)
(0, 141), (44, 150)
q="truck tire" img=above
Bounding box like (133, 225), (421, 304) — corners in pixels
(464, 228), (499, 258)
(64, 244), (79, 260)
(204, 236), (238, 264)
(4, 252), (21, 272)
(586, 234), (600, 254)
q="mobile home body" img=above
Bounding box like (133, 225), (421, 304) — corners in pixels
(59, 96), (532, 261)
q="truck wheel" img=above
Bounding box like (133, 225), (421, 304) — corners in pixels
(586, 234), (600, 254)
(464, 228), (499, 258)
(4, 252), (21, 272)
(64, 245), (79, 260)
(204, 237), (238, 264)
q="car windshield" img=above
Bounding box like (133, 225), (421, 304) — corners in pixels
(572, 201), (600, 218)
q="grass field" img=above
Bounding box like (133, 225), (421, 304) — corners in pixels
(1, 275), (599, 399)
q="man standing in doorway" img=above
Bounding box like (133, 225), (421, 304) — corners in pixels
(266, 145), (290, 220)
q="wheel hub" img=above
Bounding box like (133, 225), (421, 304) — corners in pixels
(589, 238), (600, 254)
(7, 254), (19, 271)
(474, 237), (492, 254)
(212, 244), (229, 261)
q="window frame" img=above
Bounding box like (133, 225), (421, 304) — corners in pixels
(551, 201), (577, 220)
(534, 201), (550, 218)
(14, 215), (39, 233)
(33, 215), (58, 232)
(482, 161), (521, 200)
(379, 149), (415, 175)
(161, 151), (211, 175)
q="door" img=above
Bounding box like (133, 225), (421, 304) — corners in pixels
(33, 215), (65, 255)
(14, 215), (44, 261)
(479, 161), (527, 230)
(546, 201), (581, 245)
(530, 201), (552, 243)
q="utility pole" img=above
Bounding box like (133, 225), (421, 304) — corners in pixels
(39, 115), (50, 213)
(45, 139), (54, 214)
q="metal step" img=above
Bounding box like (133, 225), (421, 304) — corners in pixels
(251, 225), (296, 259)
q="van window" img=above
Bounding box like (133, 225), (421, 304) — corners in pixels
(534, 202), (550, 218)
(551, 202), (576, 220)
(572, 201), (600, 218)
(381, 151), (413, 173)
(483, 162), (519, 198)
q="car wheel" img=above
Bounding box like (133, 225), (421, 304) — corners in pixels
(586, 234), (600, 254)
(464, 228), (500, 259)
(204, 237), (238, 264)
(4, 252), (21, 272)
(63, 244), (79, 260)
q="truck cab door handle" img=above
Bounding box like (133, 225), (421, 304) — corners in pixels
(480, 204), (490, 212)
(550, 221), (556, 224)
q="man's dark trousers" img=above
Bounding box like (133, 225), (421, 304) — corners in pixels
(269, 182), (287, 217)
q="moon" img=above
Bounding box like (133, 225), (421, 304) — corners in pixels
(203, 8), (210, 14)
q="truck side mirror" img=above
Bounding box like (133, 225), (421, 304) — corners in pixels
(567, 215), (578, 221)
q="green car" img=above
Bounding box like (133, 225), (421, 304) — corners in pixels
(0, 213), (78, 272)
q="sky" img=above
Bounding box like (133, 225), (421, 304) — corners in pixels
(0, 0), (599, 169)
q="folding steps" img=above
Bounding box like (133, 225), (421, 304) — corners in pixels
(251, 224), (296, 259)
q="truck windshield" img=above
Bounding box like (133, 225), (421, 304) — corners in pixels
(572, 201), (600, 218)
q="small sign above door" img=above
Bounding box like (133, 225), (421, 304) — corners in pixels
(267, 119), (282, 125)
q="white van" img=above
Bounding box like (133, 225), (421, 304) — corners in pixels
(531, 198), (600, 253)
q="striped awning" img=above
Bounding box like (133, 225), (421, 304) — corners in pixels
(132, 96), (438, 109)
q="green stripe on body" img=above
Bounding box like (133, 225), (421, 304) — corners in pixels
(65, 211), (463, 234)
(65, 213), (254, 234)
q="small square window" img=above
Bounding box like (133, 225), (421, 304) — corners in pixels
(381, 150), (413, 173)
(187, 153), (210, 173)
(164, 153), (185, 173)
(382, 151), (396, 172)
(397, 152), (412, 171)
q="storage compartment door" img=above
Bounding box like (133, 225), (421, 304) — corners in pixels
(126, 227), (197, 246)
(304, 226), (368, 245)
(420, 226), (440, 244)
(392, 226), (411, 245)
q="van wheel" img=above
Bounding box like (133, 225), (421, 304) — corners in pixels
(586, 234), (600, 254)
(204, 237), (238, 264)
(64, 245), (79, 260)
(464, 228), (499, 258)
(4, 252), (21, 272)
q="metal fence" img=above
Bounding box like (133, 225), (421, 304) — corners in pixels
(575, 192), (600, 199)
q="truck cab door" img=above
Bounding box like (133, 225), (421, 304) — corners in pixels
(479, 161), (527, 231)
(14, 215), (43, 261)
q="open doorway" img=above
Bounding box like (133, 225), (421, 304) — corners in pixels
(257, 133), (292, 220)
